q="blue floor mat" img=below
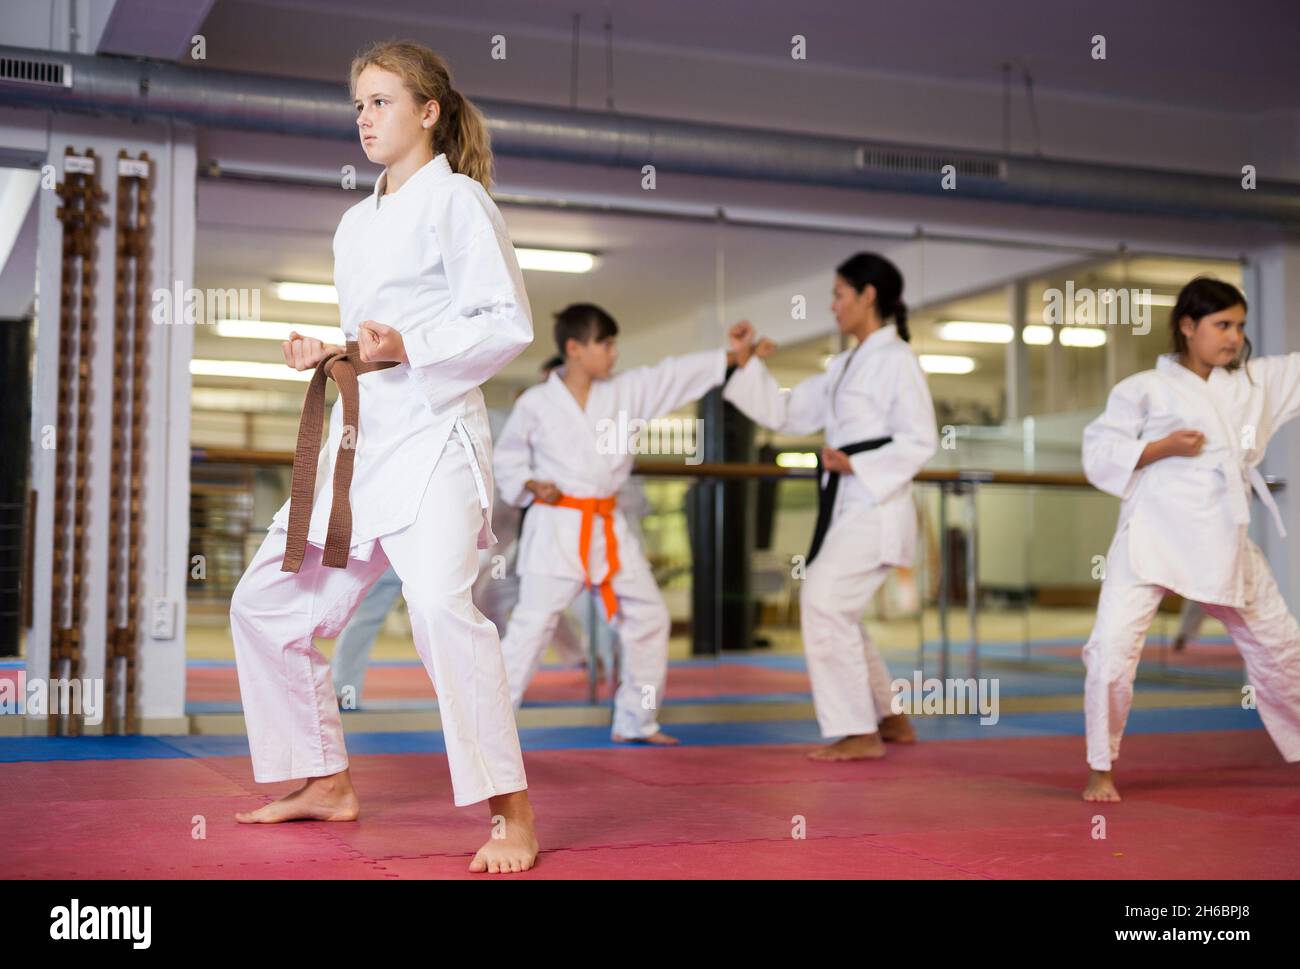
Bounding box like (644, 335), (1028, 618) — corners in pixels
(0, 705), (1266, 763)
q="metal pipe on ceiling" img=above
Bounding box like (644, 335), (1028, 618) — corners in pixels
(2, 44), (1299, 227)
(195, 160), (1251, 271)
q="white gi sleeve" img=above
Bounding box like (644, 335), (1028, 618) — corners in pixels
(493, 394), (540, 508)
(1082, 374), (1151, 499)
(847, 352), (938, 502)
(403, 181), (533, 411)
(1249, 352), (1300, 430)
(615, 348), (728, 419)
(722, 356), (828, 435)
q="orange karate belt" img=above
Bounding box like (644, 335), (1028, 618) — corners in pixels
(544, 493), (621, 621)
(281, 341), (397, 572)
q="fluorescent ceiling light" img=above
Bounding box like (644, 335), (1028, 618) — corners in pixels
(274, 281), (339, 304)
(940, 321), (1061, 346)
(938, 321), (1013, 344)
(919, 354), (976, 375)
(776, 451), (819, 469)
(272, 246), (595, 301)
(191, 360), (313, 381)
(1059, 327), (1107, 348)
(515, 248), (595, 273)
(192, 387), (303, 411)
(215, 319), (344, 343)
(1133, 292), (1176, 307)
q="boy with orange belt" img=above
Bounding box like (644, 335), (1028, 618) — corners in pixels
(494, 303), (752, 742)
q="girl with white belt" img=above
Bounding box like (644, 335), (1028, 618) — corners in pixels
(1081, 276), (1300, 801)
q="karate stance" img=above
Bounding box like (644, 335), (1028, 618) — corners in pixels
(725, 253), (937, 760)
(494, 303), (750, 742)
(229, 41), (539, 873)
(1081, 276), (1300, 801)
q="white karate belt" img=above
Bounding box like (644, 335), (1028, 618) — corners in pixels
(1219, 453), (1288, 538)
(454, 416), (491, 512)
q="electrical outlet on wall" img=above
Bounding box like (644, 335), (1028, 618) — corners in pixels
(150, 598), (176, 640)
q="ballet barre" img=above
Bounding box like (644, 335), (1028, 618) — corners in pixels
(632, 463), (1095, 682)
(192, 449), (1284, 691)
(629, 463), (1284, 683)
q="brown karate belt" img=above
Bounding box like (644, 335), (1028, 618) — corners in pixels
(281, 341), (396, 572)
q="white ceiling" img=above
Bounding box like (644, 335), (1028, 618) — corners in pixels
(187, 0), (1300, 113)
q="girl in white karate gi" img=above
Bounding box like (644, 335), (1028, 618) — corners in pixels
(228, 41), (539, 873)
(724, 253), (938, 761)
(494, 304), (752, 743)
(1082, 276), (1300, 802)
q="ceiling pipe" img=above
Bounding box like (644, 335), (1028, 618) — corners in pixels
(3, 44), (1299, 227)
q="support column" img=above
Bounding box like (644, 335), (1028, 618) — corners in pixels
(0, 315), (33, 656)
(689, 383), (756, 655)
(1004, 279), (1029, 423)
(1247, 242), (1300, 607)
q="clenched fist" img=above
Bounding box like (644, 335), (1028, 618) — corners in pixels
(821, 446), (853, 474)
(1162, 428), (1206, 458)
(282, 332), (344, 371)
(728, 319), (778, 368)
(358, 320), (409, 365)
(1138, 428), (1206, 468)
(729, 319), (755, 348)
(526, 479), (562, 504)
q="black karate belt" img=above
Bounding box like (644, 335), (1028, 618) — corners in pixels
(805, 436), (893, 566)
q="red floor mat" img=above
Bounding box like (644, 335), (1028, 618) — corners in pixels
(5, 730), (1297, 879)
(187, 663), (812, 704)
(1034, 641), (1244, 672)
(375, 837), (983, 880)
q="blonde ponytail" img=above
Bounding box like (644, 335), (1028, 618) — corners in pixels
(442, 87), (494, 190)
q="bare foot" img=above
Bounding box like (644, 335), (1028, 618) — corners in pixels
(612, 731), (680, 745)
(808, 733), (886, 761)
(235, 770), (360, 823)
(878, 713), (917, 743)
(469, 790), (539, 874)
(1082, 769), (1121, 802)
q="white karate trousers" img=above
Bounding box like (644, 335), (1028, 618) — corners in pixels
(501, 567), (668, 739)
(473, 559), (588, 665)
(1083, 525), (1300, 771)
(330, 566), (403, 706)
(801, 506), (898, 739)
(229, 429), (528, 806)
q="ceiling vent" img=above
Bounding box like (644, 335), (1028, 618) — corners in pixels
(856, 146), (1003, 180)
(0, 55), (72, 89)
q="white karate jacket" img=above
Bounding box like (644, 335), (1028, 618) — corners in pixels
(1083, 351), (1300, 607)
(723, 322), (938, 568)
(494, 349), (727, 580)
(268, 153), (533, 559)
